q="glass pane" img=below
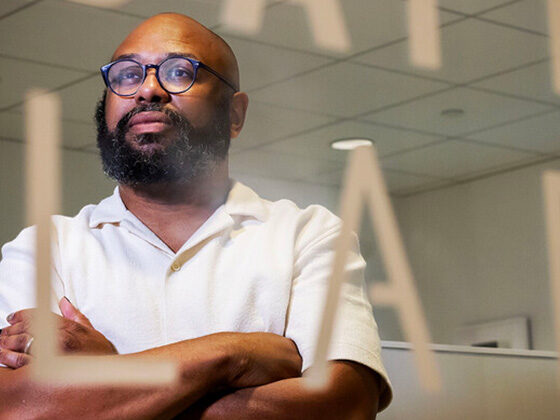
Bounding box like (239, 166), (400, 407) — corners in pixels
(1, 0), (559, 418)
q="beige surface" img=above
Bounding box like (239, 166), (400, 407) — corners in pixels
(543, 170), (560, 384)
(379, 343), (559, 419)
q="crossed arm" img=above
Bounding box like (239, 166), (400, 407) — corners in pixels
(0, 301), (385, 420)
(181, 360), (385, 420)
(0, 342), (233, 420)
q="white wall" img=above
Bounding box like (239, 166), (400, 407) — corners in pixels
(0, 139), (25, 247)
(391, 158), (560, 350)
(230, 171), (340, 211)
(0, 139), (115, 246)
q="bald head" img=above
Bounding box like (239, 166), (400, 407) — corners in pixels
(101, 11), (249, 159)
(113, 13), (240, 90)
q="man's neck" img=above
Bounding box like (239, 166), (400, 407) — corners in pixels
(117, 161), (232, 253)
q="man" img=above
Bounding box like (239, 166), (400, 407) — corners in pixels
(0, 13), (392, 419)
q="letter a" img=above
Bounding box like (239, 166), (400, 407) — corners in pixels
(306, 145), (441, 392)
(220, 0), (350, 52)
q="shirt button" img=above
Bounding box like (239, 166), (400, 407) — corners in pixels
(171, 263), (181, 272)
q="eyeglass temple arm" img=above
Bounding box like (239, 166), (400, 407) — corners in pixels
(199, 63), (239, 92)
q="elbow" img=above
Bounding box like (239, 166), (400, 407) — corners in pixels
(338, 395), (378, 420)
(312, 385), (378, 420)
(318, 362), (384, 420)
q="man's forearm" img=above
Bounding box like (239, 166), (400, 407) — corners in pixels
(183, 361), (383, 420)
(1, 367), (198, 420)
(0, 334), (231, 420)
(0, 331), (303, 420)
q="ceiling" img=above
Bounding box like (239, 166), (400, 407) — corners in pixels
(1, 0), (559, 196)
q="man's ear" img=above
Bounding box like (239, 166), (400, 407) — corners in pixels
(229, 92), (249, 139)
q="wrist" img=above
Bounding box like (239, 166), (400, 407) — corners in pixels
(219, 332), (252, 389)
(175, 333), (238, 392)
(209, 332), (247, 389)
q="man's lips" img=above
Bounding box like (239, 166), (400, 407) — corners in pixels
(128, 111), (172, 134)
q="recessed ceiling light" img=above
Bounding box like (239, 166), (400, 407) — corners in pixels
(441, 108), (465, 118)
(330, 138), (373, 150)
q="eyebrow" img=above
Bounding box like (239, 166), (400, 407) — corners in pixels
(112, 51), (200, 62)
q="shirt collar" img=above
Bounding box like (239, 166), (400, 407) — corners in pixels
(89, 180), (269, 229)
(223, 180), (269, 222)
(88, 186), (127, 228)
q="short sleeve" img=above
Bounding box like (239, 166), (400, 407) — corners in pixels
(0, 226), (65, 329)
(284, 216), (393, 412)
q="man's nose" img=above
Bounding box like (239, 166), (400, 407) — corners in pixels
(135, 69), (170, 104)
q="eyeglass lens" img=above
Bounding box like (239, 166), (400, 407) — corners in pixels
(107, 57), (196, 96)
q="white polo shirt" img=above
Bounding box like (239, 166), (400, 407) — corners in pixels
(0, 181), (392, 410)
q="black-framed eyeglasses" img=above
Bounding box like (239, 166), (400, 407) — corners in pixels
(100, 55), (238, 97)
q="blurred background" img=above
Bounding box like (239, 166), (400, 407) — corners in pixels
(1, 1), (559, 417)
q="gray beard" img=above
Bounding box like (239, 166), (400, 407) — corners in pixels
(95, 95), (230, 186)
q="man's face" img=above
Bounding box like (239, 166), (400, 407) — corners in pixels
(96, 16), (233, 185)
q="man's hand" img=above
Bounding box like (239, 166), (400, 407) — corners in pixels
(0, 297), (117, 368)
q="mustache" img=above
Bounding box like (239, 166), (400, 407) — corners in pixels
(116, 104), (185, 132)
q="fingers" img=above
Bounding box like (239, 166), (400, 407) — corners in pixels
(5, 303), (81, 334)
(0, 323), (85, 354)
(0, 333), (33, 354)
(0, 323), (27, 337)
(6, 308), (35, 325)
(0, 347), (32, 369)
(4, 312), (62, 337)
(59, 297), (93, 328)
